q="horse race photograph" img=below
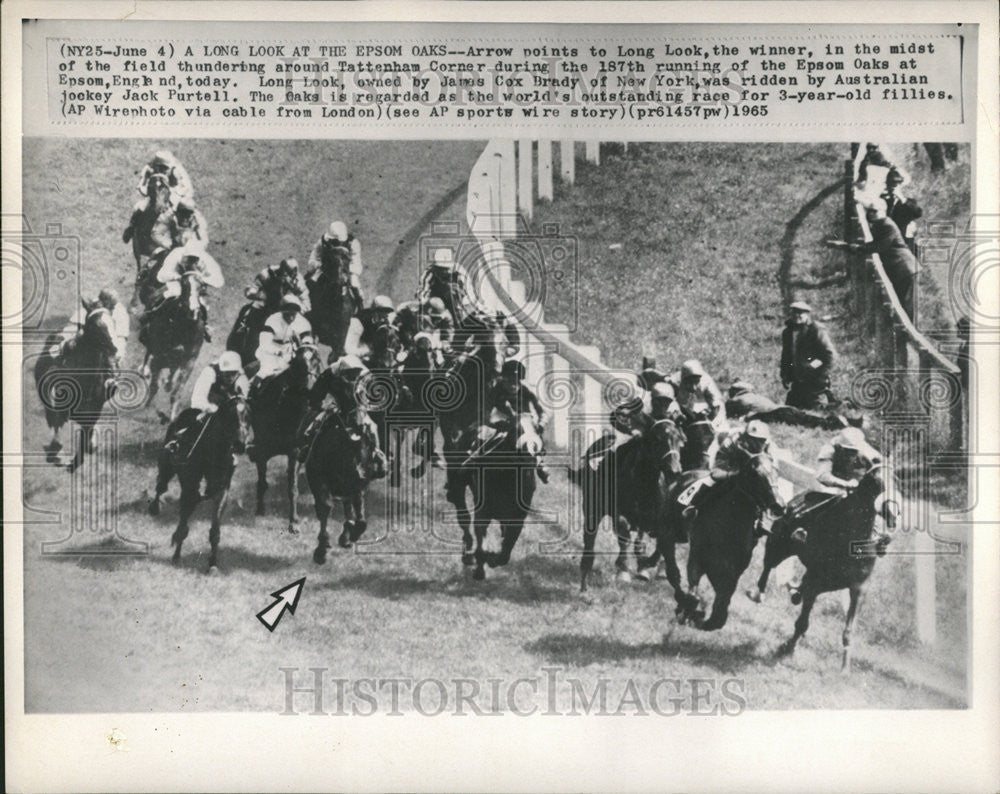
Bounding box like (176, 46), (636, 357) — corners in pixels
(18, 136), (972, 715)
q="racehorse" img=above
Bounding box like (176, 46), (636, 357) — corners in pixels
(571, 418), (687, 592)
(680, 408), (719, 470)
(435, 310), (520, 461)
(749, 464), (896, 671)
(307, 407), (387, 564)
(446, 412), (541, 581)
(248, 342), (321, 532)
(147, 393), (252, 572)
(34, 309), (118, 472)
(139, 269), (206, 423)
(307, 264), (358, 359)
(360, 325), (408, 486)
(669, 453), (785, 630)
(123, 173), (174, 306)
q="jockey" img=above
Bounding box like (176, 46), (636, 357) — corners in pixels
(153, 247), (223, 341)
(296, 353), (374, 460)
(248, 257), (311, 313)
(402, 330), (444, 368)
(137, 150), (194, 205)
(649, 380), (682, 423)
(252, 293), (314, 382)
(165, 351), (248, 456)
(418, 248), (474, 325)
(53, 294), (100, 357)
(358, 294), (396, 348)
(306, 220), (364, 310)
(394, 297), (455, 351)
(54, 290), (129, 366)
(670, 359), (726, 424)
(676, 419), (774, 534)
(816, 426), (882, 493)
(168, 198), (209, 251)
(474, 358), (549, 482)
(637, 355), (669, 392)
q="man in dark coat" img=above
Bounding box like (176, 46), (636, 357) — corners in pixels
(882, 167), (922, 254)
(858, 198), (918, 319)
(781, 302), (837, 409)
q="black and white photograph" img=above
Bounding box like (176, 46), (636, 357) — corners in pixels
(4, 4), (998, 793)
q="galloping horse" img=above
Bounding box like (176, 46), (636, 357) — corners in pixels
(360, 325), (408, 486)
(670, 453), (785, 630)
(35, 308), (118, 472)
(447, 412), (542, 580)
(148, 393), (252, 572)
(123, 173), (174, 306)
(571, 417), (687, 591)
(307, 408), (387, 564)
(140, 270), (206, 423)
(248, 342), (321, 532)
(680, 407), (720, 470)
(435, 310), (520, 460)
(751, 465), (896, 671)
(306, 245), (359, 358)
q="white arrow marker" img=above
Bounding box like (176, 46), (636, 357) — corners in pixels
(256, 577), (306, 632)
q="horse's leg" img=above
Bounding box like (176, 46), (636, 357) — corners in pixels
(171, 483), (199, 563)
(776, 575), (818, 658)
(683, 548), (706, 625)
(656, 539), (696, 617)
(67, 425), (92, 473)
(350, 493), (367, 542)
(338, 497), (357, 549)
(286, 454), (300, 533)
(472, 515), (490, 581)
(580, 511), (601, 592)
(255, 458), (268, 517)
(614, 516), (633, 582)
(700, 572), (737, 631)
(45, 423), (63, 462)
(144, 356), (159, 405)
(747, 532), (789, 603)
(148, 446), (173, 515)
(492, 518), (524, 567)
(312, 482), (332, 565)
(207, 487), (230, 573)
(841, 585), (865, 673)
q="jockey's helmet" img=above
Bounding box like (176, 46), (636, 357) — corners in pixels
(501, 359), (526, 380)
(619, 394), (645, 414)
(650, 382), (675, 403)
(280, 293), (304, 313)
(331, 353), (366, 377)
(431, 248), (455, 269)
(742, 420), (771, 452)
(680, 359), (704, 381)
(176, 198), (196, 214)
(280, 257), (299, 273)
(425, 297), (447, 315)
(372, 295), (394, 312)
(98, 288), (119, 308)
(834, 426), (866, 451)
(729, 379), (754, 397)
(327, 221), (349, 241)
(218, 351), (243, 373)
(81, 293), (101, 311)
(151, 150), (175, 168)
(413, 331), (434, 350)
(886, 167), (905, 187)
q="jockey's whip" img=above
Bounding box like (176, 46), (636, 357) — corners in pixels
(186, 412), (215, 459)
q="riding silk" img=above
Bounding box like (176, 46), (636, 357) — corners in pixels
(307, 233), (362, 285)
(137, 162), (194, 204)
(190, 364), (250, 413)
(255, 311), (313, 378)
(59, 303), (129, 359)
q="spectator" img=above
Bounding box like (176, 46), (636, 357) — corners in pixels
(882, 167), (922, 254)
(858, 198), (918, 319)
(780, 301), (837, 410)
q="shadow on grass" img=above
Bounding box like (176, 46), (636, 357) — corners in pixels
(525, 632), (761, 674)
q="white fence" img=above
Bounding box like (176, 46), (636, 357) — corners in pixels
(461, 138), (956, 647)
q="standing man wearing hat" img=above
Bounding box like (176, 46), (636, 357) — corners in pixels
(306, 220), (364, 312)
(137, 149), (194, 206)
(252, 293), (314, 382)
(881, 167), (922, 255)
(781, 301), (837, 410)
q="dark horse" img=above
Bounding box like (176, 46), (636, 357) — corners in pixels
(140, 269), (206, 423)
(662, 453), (785, 630)
(679, 409), (719, 470)
(750, 465), (897, 671)
(570, 418), (687, 592)
(359, 324), (411, 487)
(248, 342), (321, 532)
(447, 413), (541, 581)
(435, 310), (520, 462)
(307, 408), (387, 564)
(308, 268), (359, 358)
(148, 393), (252, 572)
(226, 301), (271, 367)
(34, 308), (118, 472)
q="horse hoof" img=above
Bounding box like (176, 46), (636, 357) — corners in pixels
(745, 587), (763, 603)
(287, 523), (300, 535)
(46, 451), (61, 465)
(337, 532), (352, 549)
(472, 568), (485, 581)
(313, 547), (327, 565)
(156, 411), (170, 425)
(615, 569), (632, 583)
(633, 569), (651, 583)
(207, 565), (220, 576)
(461, 552), (475, 566)
(148, 500), (160, 517)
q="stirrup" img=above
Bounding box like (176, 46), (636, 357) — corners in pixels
(681, 505), (698, 521)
